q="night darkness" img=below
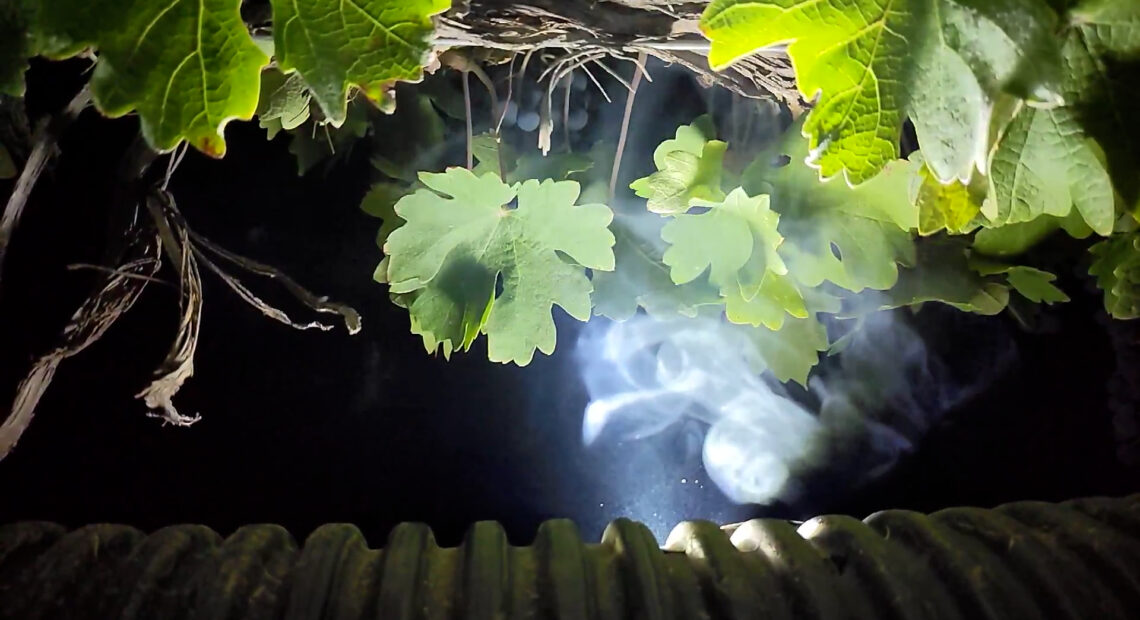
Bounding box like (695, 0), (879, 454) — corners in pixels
(1, 59), (1136, 548)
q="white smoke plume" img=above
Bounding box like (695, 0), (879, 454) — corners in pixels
(576, 309), (1016, 506)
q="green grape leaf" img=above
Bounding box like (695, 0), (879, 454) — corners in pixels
(1062, 0), (1140, 212)
(270, 0), (449, 125)
(631, 117), (726, 214)
(743, 123), (917, 292)
(591, 212), (721, 321)
(662, 188), (806, 329)
(843, 239), (1009, 316)
(384, 169), (615, 365)
(257, 69), (312, 139)
(734, 316), (830, 387)
(33, 0), (269, 156)
(988, 103), (1115, 235)
(970, 257), (1068, 303)
(701, 0), (1061, 185)
(911, 154), (987, 236)
(1089, 231), (1140, 319)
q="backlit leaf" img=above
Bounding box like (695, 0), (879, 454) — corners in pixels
(270, 0), (450, 125)
(33, 0), (269, 156)
(701, 0), (1062, 185)
(631, 116), (727, 214)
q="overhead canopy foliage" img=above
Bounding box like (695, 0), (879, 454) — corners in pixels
(1, 0), (1138, 388)
(1, 0), (450, 155)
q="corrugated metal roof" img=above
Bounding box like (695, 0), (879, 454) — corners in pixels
(1, 494), (1138, 619)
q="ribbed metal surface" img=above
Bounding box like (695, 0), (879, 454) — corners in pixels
(1, 494), (1138, 619)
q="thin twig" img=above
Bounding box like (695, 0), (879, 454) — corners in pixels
(609, 52), (647, 203)
(67, 262), (173, 286)
(188, 228), (363, 334)
(577, 63), (612, 103)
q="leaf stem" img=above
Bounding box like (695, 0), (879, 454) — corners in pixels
(609, 53), (647, 204)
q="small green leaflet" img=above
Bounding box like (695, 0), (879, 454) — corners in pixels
(30, 0), (269, 156)
(700, 0), (1061, 185)
(970, 257), (1068, 304)
(743, 121), (917, 293)
(383, 168), (615, 365)
(1089, 231), (1140, 319)
(257, 69), (311, 139)
(911, 154), (986, 236)
(591, 212), (721, 321)
(631, 116), (727, 214)
(271, 0), (450, 126)
(662, 188), (806, 329)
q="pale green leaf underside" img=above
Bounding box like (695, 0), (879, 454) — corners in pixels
(700, 0), (1060, 185)
(35, 0), (269, 156)
(384, 168), (615, 365)
(631, 117), (726, 213)
(271, 0), (449, 125)
(257, 68), (311, 138)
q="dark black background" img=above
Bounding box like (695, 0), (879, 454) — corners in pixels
(0, 59), (1135, 547)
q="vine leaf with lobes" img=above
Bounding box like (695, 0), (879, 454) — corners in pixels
(382, 169), (616, 366)
(700, 0), (1062, 186)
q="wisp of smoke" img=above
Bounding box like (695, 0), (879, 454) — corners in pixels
(576, 310), (1016, 506)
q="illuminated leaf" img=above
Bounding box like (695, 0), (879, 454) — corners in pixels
(384, 169), (615, 365)
(701, 0), (1061, 185)
(631, 116), (727, 214)
(31, 0), (269, 156)
(912, 154), (987, 236)
(270, 0), (450, 125)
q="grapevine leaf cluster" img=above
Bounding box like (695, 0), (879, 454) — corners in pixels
(702, 0), (1140, 319)
(1, 0), (449, 155)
